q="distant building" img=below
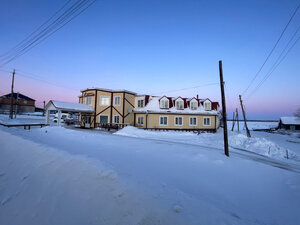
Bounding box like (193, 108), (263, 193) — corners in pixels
(79, 88), (220, 132)
(0, 93), (35, 113)
(278, 117), (300, 131)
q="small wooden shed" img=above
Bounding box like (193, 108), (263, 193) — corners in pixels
(278, 117), (300, 131)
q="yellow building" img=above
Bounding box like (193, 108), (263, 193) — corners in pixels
(79, 88), (220, 132)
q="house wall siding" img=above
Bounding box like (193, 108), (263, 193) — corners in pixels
(134, 113), (216, 130)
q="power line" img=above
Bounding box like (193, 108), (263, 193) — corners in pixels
(246, 35), (300, 100)
(150, 82), (219, 96)
(0, 0), (96, 67)
(241, 3), (300, 96)
(0, 68), (80, 92)
(0, 0), (72, 60)
(1, 0), (95, 66)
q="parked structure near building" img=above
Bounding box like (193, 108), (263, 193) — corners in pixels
(79, 88), (220, 132)
(0, 93), (35, 113)
(278, 117), (300, 131)
(45, 100), (94, 126)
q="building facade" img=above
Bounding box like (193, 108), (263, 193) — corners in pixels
(0, 93), (35, 113)
(79, 88), (220, 132)
(79, 88), (136, 128)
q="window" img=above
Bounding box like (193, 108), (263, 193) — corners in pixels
(100, 96), (110, 106)
(137, 99), (144, 108)
(137, 116), (144, 125)
(189, 117), (197, 126)
(203, 117), (211, 126)
(113, 115), (120, 124)
(160, 99), (169, 108)
(175, 100), (184, 110)
(99, 115), (109, 124)
(85, 96), (92, 105)
(175, 116), (183, 126)
(190, 101), (198, 110)
(204, 102), (211, 110)
(114, 96), (121, 106)
(159, 116), (168, 126)
(23, 100), (27, 104)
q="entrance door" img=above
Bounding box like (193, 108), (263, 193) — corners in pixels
(85, 116), (91, 128)
(99, 115), (109, 124)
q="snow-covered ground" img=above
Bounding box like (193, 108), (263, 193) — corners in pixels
(1, 115), (300, 225)
(227, 120), (278, 130)
(116, 126), (299, 161)
(0, 114), (48, 125)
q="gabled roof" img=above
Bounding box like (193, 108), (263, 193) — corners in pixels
(280, 117), (300, 125)
(203, 98), (212, 102)
(187, 97), (198, 102)
(1, 93), (35, 101)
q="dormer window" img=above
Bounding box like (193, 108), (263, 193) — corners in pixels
(175, 99), (184, 110)
(190, 100), (198, 110)
(160, 98), (169, 108)
(138, 99), (144, 108)
(204, 101), (211, 110)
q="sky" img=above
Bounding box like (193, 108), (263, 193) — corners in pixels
(0, 0), (299, 119)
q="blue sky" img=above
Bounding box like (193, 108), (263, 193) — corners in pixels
(0, 0), (299, 119)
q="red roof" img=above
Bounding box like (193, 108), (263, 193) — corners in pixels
(212, 102), (219, 110)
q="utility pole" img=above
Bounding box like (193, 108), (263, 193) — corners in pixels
(9, 69), (15, 119)
(239, 95), (251, 137)
(231, 111), (236, 131)
(236, 108), (239, 132)
(43, 101), (46, 116)
(15, 92), (19, 118)
(219, 60), (229, 157)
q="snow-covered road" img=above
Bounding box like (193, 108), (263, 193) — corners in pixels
(1, 125), (300, 225)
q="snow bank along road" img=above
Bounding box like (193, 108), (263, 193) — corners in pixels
(0, 126), (300, 225)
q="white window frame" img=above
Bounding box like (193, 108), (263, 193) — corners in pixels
(85, 96), (92, 106)
(175, 99), (184, 110)
(190, 100), (198, 110)
(99, 114), (109, 124)
(113, 115), (120, 124)
(114, 96), (121, 106)
(203, 117), (211, 126)
(100, 96), (110, 106)
(137, 116), (144, 125)
(137, 99), (144, 108)
(189, 117), (197, 126)
(174, 116), (183, 126)
(160, 98), (169, 109)
(159, 116), (168, 126)
(204, 101), (211, 110)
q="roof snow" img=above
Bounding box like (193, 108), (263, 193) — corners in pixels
(134, 96), (219, 115)
(47, 100), (94, 113)
(280, 117), (300, 125)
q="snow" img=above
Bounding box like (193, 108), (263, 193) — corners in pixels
(134, 96), (219, 115)
(1, 116), (300, 225)
(0, 114), (48, 125)
(228, 120), (278, 130)
(115, 126), (298, 160)
(49, 100), (94, 112)
(280, 116), (300, 125)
